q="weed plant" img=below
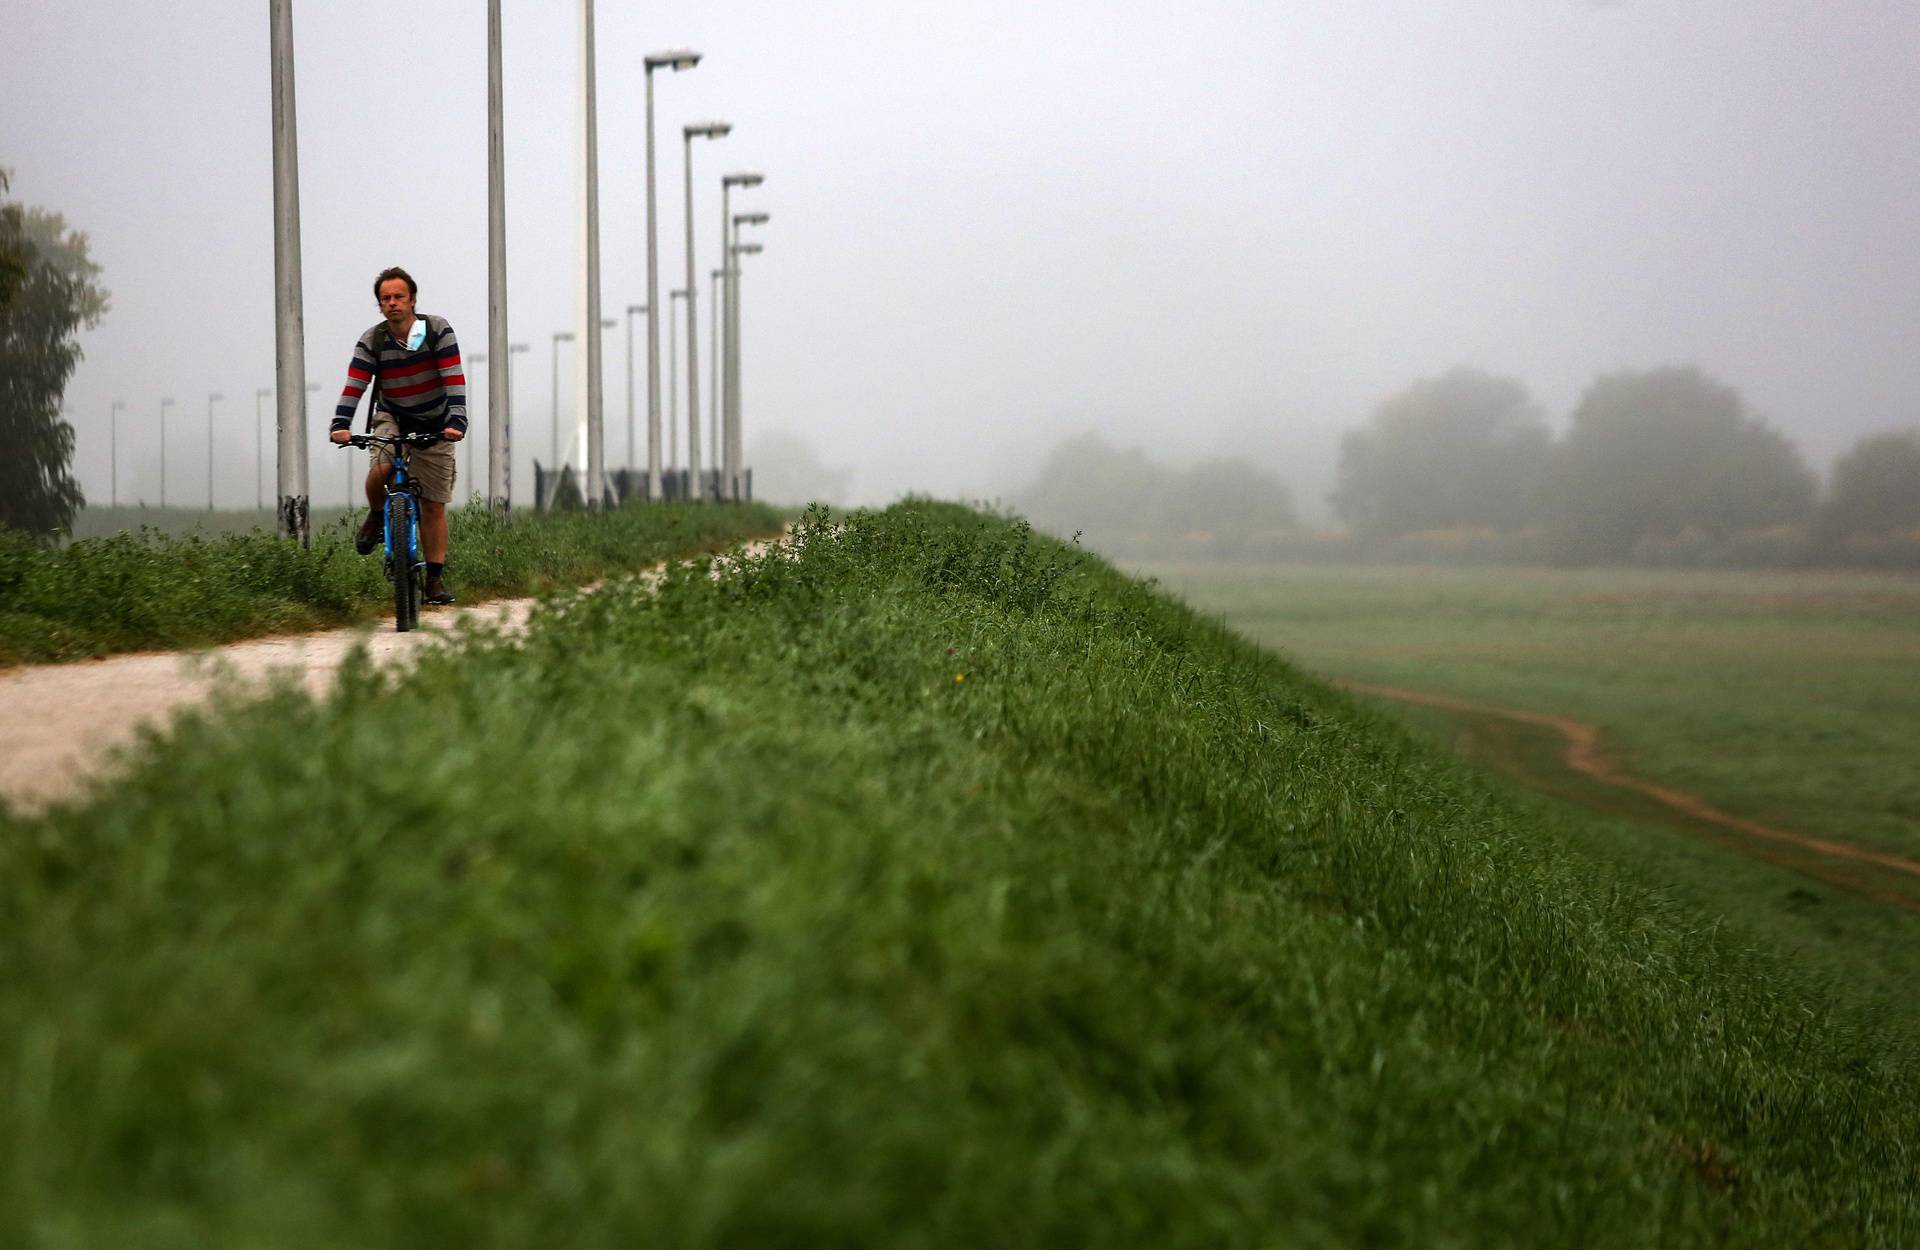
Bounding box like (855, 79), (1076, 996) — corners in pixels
(0, 503), (1914, 1246)
(0, 501), (780, 666)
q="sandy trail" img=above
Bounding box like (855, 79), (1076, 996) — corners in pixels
(1344, 680), (1920, 907)
(0, 540), (778, 815)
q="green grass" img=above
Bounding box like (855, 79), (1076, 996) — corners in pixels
(0, 501), (782, 667)
(0, 504), (1914, 1246)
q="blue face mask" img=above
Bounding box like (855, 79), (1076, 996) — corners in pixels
(406, 318), (427, 351)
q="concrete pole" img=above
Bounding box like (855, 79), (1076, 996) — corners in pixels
(624, 303), (645, 481)
(550, 331), (573, 478)
(487, 0), (511, 520)
(717, 180), (730, 499)
(667, 289), (683, 475)
(710, 266), (722, 488)
(578, 0), (605, 507)
(683, 130), (702, 500)
(269, 0), (309, 545)
(645, 71), (661, 499)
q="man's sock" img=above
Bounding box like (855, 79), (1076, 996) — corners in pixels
(427, 562), (444, 580)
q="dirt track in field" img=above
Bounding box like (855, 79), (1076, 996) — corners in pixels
(1344, 680), (1920, 912)
(0, 541), (777, 815)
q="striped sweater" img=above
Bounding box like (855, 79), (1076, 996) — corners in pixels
(332, 315), (468, 436)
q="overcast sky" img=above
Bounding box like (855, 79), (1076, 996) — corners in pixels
(7, 0), (1920, 516)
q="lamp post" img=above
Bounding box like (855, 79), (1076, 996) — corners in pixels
(206, 392), (225, 510)
(667, 288), (686, 480)
(643, 50), (699, 501)
(729, 242), (763, 501)
(550, 330), (575, 474)
(729, 209), (769, 500)
(718, 173), (763, 499)
(624, 302), (647, 487)
(683, 121), (731, 500)
(487, 0), (512, 520)
(110, 401), (125, 507)
(254, 387), (272, 509)
(709, 267), (723, 493)
(269, 0), (309, 544)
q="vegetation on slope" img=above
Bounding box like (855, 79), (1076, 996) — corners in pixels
(0, 503), (1913, 1247)
(0, 501), (781, 666)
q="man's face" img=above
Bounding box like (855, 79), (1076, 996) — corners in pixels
(377, 279), (415, 324)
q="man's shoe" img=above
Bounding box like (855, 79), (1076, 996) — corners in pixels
(353, 508), (382, 556)
(423, 577), (456, 606)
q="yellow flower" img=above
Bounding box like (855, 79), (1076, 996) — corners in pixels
(954, 673), (966, 683)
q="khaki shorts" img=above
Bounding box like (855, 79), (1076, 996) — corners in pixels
(369, 413), (457, 503)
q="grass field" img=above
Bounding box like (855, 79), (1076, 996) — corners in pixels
(1, 501), (782, 667)
(1, 506), (1915, 1246)
(1140, 560), (1920, 1026)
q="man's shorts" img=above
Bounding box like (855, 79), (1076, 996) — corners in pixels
(368, 413), (457, 503)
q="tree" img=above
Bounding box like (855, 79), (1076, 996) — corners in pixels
(0, 170), (108, 539)
(1543, 366), (1815, 563)
(1818, 429), (1920, 542)
(1331, 367), (1552, 541)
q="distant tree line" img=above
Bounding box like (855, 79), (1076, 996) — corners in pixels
(1333, 365), (1920, 568)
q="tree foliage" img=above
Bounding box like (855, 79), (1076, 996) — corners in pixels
(1542, 366), (1815, 563)
(1818, 429), (1920, 543)
(0, 169), (108, 540)
(1012, 432), (1295, 550)
(1331, 367), (1552, 541)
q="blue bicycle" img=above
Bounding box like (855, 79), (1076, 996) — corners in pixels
(343, 431), (440, 632)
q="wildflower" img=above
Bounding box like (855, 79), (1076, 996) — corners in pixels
(954, 673), (966, 684)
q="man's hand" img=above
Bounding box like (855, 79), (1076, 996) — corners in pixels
(442, 426), (466, 442)
(330, 430), (352, 445)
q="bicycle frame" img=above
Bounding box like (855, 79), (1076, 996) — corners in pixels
(344, 431), (439, 630)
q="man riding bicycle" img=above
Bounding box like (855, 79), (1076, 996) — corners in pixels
(330, 266), (467, 605)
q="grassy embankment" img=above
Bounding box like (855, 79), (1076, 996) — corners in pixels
(1144, 560), (1920, 1029)
(0, 501), (782, 667)
(1, 503), (1914, 1246)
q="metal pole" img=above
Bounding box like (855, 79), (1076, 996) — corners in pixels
(667, 290), (681, 475)
(645, 70), (661, 500)
(730, 255), (743, 500)
(710, 266), (721, 489)
(578, 0), (605, 508)
(624, 305), (636, 480)
(206, 393), (217, 510)
(466, 354), (484, 496)
(683, 130), (701, 499)
(487, 0), (511, 520)
(270, 0), (309, 544)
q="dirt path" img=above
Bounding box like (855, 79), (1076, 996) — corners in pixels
(1343, 680), (1920, 910)
(0, 541), (778, 815)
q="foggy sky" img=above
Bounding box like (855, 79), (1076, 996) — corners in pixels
(6, 0), (1920, 517)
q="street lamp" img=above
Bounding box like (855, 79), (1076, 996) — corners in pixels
(709, 267), (723, 496)
(255, 387), (272, 510)
(729, 208), (769, 500)
(110, 401), (125, 507)
(206, 392), (225, 510)
(643, 49), (700, 500)
(160, 397), (175, 508)
(468, 354), (486, 494)
(730, 242), (764, 502)
(683, 121), (731, 500)
(718, 172), (763, 499)
(667, 289), (687, 480)
(624, 303), (647, 483)
(507, 341), (529, 506)
(550, 330), (575, 474)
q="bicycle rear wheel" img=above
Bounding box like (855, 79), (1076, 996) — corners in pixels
(387, 493), (418, 632)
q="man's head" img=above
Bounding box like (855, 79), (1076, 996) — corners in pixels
(374, 266), (417, 326)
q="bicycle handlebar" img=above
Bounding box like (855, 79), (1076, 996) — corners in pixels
(342, 431), (443, 450)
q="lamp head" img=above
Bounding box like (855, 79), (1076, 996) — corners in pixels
(671, 288), (689, 300)
(510, 343), (531, 353)
(734, 212), (770, 226)
(731, 243), (764, 256)
(554, 331), (575, 342)
(645, 48), (701, 72)
(210, 392), (224, 402)
(685, 121), (732, 140)
(722, 171), (765, 189)
(256, 388), (271, 398)
(627, 303), (648, 315)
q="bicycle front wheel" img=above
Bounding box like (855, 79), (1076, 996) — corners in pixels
(387, 493), (418, 632)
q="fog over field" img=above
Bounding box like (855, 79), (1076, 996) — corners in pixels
(7, 0), (1920, 517)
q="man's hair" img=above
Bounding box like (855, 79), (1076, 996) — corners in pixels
(373, 266), (417, 299)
